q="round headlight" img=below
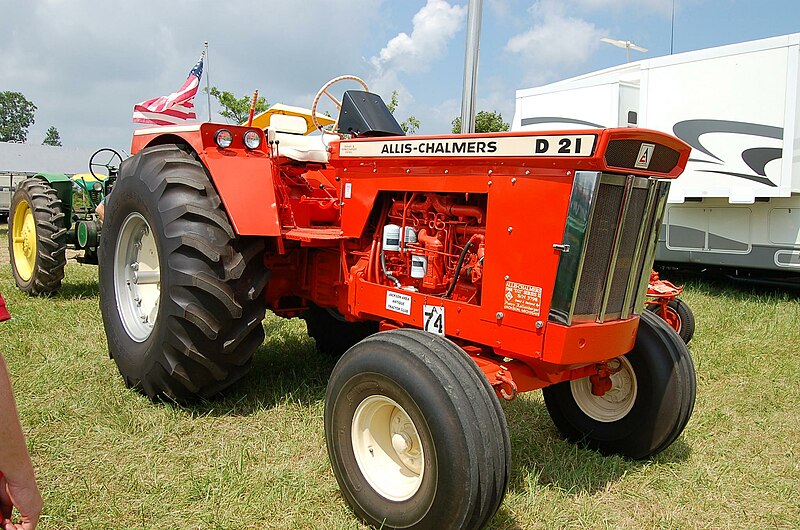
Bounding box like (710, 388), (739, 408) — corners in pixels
(243, 130), (261, 150)
(214, 129), (233, 149)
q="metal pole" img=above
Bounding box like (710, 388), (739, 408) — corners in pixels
(670, 0), (675, 54)
(459, 0), (482, 134)
(205, 41), (212, 121)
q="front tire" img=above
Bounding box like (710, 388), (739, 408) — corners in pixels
(647, 298), (695, 344)
(543, 310), (696, 459)
(325, 329), (510, 530)
(99, 145), (268, 401)
(8, 178), (67, 296)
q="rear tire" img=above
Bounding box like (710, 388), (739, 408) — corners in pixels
(99, 145), (268, 401)
(8, 178), (67, 296)
(325, 329), (510, 529)
(303, 303), (378, 357)
(647, 298), (695, 344)
(543, 310), (696, 459)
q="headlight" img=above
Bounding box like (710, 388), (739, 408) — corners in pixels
(214, 129), (233, 149)
(243, 130), (261, 150)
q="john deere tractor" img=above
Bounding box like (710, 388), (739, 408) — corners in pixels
(8, 148), (122, 295)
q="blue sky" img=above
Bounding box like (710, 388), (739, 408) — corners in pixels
(1, 0), (799, 151)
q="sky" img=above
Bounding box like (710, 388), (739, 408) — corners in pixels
(2, 0), (800, 153)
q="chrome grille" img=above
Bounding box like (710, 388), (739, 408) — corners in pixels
(550, 172), (670, 325)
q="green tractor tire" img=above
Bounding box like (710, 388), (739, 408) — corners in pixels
(8, 178), (68, 296)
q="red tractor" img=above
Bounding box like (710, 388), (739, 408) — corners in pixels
(99, 76), (696, 529)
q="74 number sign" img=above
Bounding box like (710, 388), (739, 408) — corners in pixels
(423, 305), (445, 336)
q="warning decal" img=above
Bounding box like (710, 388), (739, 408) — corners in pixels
(503, 281), (543, 316)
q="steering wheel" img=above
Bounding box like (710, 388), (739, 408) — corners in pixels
(311, 75), (369, 136)
(89, 148), (123, 180)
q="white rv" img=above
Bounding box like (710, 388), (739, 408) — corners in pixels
(514, 33), (800, 276)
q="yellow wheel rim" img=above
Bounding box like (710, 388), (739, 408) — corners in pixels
(12, 200), (37, 282)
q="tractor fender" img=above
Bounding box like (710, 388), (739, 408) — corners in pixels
(131, 124), (281, 236)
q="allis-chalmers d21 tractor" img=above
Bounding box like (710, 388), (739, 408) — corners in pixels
(99, 76), (696, 529)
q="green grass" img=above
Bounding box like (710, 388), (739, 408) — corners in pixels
(1, 229), (799, 528)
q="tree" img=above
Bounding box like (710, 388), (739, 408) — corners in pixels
(43, 126), (62, 147)
(386, 91), (420, 135)
(0, 91), (37, 142)
(205, 86), (268, 124)
(451, 110), (510, 134)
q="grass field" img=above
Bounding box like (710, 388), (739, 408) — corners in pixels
(1, 223), (799, 529)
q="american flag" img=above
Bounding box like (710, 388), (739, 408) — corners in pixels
(132, 52), (204, 126)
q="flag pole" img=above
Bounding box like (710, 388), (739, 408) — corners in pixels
(204, 41), (211, 121)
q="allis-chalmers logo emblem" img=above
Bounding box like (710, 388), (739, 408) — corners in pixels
(635, 143), (655, 169)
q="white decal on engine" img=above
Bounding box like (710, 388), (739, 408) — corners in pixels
(386, 291), (412, 315)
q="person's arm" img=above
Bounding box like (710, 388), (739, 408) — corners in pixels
(0, 354), (42, 530)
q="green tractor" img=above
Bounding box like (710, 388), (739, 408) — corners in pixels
(8, 149), (122, 296)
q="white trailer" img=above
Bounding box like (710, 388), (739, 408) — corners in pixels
(514, 33), (800, 276)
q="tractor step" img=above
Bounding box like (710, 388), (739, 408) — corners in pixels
(282, 227), (344, 242)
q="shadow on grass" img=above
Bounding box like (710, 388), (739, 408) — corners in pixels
(55, 279), (100, 299)
(503, 398), (691, 496)
(175, 317), (334, 418)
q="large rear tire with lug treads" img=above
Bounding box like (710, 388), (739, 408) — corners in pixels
(542, 310), (696, 459)
(8, 178), (67, 296)
(325, 329), (511, 529)
(98, 144), (268, 402)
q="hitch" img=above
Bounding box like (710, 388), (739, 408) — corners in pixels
(589, 359), (623, 396)
(495, 367), (518, 401)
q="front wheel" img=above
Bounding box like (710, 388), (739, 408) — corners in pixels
(325, 329), (510, 529)
(543, 310), (696, 459)
(8, 178), (67, 296)
(647, 298), (695, 344)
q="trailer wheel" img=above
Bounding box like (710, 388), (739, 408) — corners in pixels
(99, 145), (268, 402)
(647, 298), (695, 344)
(8, 178), (67, 296)
(303, 303), (378, 357)
(543, 310), (696, 459)
(325, 329), (510, 529)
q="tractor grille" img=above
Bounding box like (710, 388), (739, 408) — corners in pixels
(550, 172), (670, 325)
(605, 139), (681, 174)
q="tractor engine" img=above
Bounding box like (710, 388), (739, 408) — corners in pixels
(378, 193), (486, 303)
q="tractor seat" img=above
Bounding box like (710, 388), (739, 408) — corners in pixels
(266, 113), (330, 164)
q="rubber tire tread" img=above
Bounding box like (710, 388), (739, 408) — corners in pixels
(303, 303), (379, 358)
(542, 311), (696, 459)
(99, 144), (268, 402)
(325, 329), (510, 530)
(8, 178), (67, 296)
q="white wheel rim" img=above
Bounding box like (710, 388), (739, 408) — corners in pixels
(351, 395), (424, 501)
(571, 357), (637, 422)
(114, 212), (160, 342)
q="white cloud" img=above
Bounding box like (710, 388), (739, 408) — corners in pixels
(574, 0), (674, 17)
(505, 0), (605, 84)
(370, 0), (466, 75)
